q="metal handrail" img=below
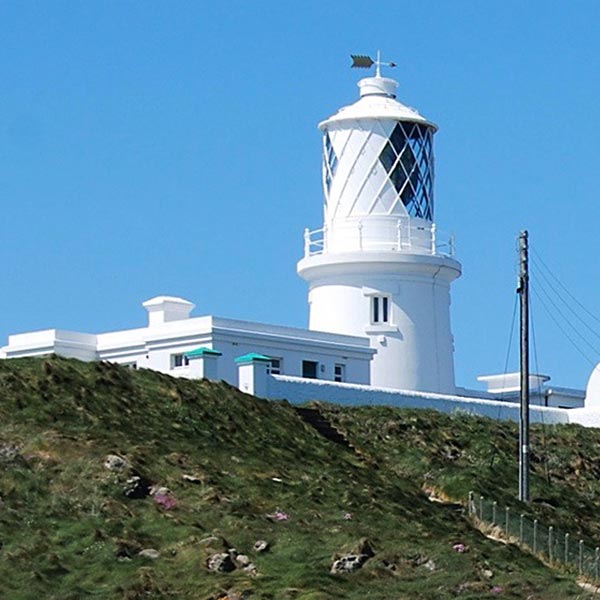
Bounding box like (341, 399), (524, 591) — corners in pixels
(303, 222), (456, 258)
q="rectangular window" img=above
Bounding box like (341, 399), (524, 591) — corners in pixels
(372, 296), (390, 324)
(122, 362), (137, 370)
(172, 353), (189, 369)
(334, 363), (345, 383)
(267, 358), (282, 375)
(302, 360), (318, 379)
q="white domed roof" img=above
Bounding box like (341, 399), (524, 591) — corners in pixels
(319, 76), (437, 131)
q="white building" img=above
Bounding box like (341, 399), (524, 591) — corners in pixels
(3, 56), (600, 426)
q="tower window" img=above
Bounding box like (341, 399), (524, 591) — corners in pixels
(334, 363), (345, 383)
(372, 296), (390, 324)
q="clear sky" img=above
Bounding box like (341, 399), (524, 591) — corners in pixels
(2, 1), (600, 391)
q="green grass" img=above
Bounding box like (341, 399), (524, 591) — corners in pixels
(0, 356), (593, 599)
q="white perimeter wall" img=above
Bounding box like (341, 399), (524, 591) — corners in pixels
(263, 374), (591, 425)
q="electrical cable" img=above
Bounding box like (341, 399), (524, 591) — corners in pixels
(531, 254), (600, 345)
(532, 248), (600, 328)
(531, 277), (600, 357)
(530, 284), (596, 366)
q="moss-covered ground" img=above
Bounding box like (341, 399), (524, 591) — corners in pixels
(0, 356), (594, 599)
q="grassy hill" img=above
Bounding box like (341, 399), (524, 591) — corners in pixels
(0, 356), (596, 599)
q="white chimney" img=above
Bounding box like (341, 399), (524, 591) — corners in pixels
(142, 296), (195, 327)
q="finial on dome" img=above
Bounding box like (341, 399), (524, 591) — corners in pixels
(350, 50), (397, 78)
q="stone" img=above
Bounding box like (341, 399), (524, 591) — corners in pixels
(199, 536), (220, 546)
(482, 568), (494, 579)
(235, 554), (250, 567)
(139, 548), (160, 560)
(253, 540), (269, 553)
(123, 475), (152, 499)
(104, 454), (129, 471)
(207, 552), (236, 573)
(331, 554), (367, 574)
(0, 444), (22, 462)
(423, 559), (436, 572)
(182, 474), (203, 484)
(243, 562), (258, 576)
(356, 538), (375, 558)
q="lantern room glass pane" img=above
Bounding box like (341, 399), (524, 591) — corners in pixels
(378, 122), (434, 220)
(323, 132), (338, 194)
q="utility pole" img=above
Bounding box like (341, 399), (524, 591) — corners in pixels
(518, 230), (530, 503)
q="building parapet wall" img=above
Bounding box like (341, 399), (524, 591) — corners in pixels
(260, 374), (573, 425)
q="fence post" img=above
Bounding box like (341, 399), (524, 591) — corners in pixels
(520, 514), (525, 543)
(533, 519), (538, 553)
(479, 495), (484, 520)
(595, 547), (599, 580)
(579, 540), (584, 574)
(492, 501), (497, 525)
(505, 506), (510, 535)
(548, 526), (554, 562)
(468, 491), (474, 516)
(565, 533), (569, 564)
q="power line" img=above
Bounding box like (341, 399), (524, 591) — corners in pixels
(531, 253), (600, 345)
(530, 284), (597, 366)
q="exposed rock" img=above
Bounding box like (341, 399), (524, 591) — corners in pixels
(331, 554), (367, 574)
(331, 538), (375, 574)
(243, 562), (258, 576)
(207, 552), (236, 573)
(139, 548), (160, 560)
(182, 474), (203, 484)
(199, 536), (220, 546)
(482, 568), (494, 579)
(253, 540), (269, 553)
(104, 454), (129, 471)
(0, 444), (22, 462)
(150, 486), (170, 496)
(123, 475), (152, 499)
(235, 554), (251, 567)
(115, 539), (142, 559)
(423, 559), (436, 572)
(356, 538), (375, 558)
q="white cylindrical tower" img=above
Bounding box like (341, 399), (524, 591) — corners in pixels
(297, 60), (461, 393)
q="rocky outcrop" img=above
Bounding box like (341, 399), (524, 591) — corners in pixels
(331, 538), (375, 574)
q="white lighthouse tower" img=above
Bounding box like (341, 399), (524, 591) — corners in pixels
(297, 54), (461, 394)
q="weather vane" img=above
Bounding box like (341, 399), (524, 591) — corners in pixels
(351, 50), (396, 78)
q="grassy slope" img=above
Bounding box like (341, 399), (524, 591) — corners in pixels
(0, 356), (589, 599)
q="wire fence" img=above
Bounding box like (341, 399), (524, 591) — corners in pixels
(468, 492), (600, 581)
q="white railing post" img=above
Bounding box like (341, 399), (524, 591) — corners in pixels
(304, 228), (310, 256)
(323, 224), (328, 253)
(431, 223), (437, 255)
(397, 220), (402, 251)
(358, 221), (363, 251)
(520, 514), (525, 542)
(450, 234), (455, 257)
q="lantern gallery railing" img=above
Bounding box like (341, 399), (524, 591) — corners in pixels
(303, 219), (455, 258)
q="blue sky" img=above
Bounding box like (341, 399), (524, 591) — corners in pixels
(2, 1), (600, 391)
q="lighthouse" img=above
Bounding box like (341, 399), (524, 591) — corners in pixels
(297, 54), (461, 394)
